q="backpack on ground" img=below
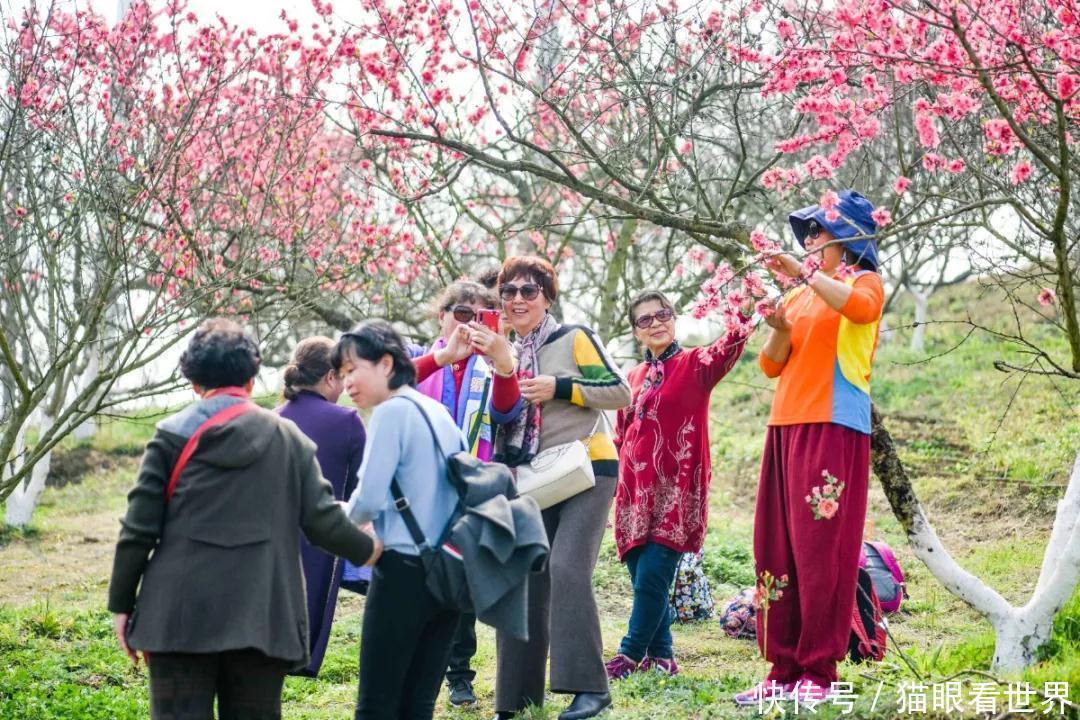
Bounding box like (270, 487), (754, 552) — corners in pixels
(718, 587), (756, 640)
(849, 567), (887, 663)
(859, 540), (907, 613)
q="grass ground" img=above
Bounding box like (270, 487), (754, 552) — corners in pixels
(1, 280), (1079, 718)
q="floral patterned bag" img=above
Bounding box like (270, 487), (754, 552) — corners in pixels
(669, 550), (715, 622)
(718, 587), (757, 640)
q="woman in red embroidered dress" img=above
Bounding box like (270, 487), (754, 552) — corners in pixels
(606, 291), (749, 679)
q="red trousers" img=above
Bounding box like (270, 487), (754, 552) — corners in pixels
(753, 423), (869, 686)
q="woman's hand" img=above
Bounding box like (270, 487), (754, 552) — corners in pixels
(468, 322), (516, 374)
(764, 252), (801, 280)
(433, 325), (473, 367)
(113, 613), (141, 666)
(519, 375), (556, 404)
(763, 299), (792, 332)
(365, 535), (384, 567)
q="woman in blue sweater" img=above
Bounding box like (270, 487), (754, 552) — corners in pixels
(339, 320), (467, 720)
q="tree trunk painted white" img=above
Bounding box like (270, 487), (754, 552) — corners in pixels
(910, 286), (929, 353)
(910, 454), (1080, 671)
(5, 413), (54, 528)
(72, 345), (101, 442)
(2, 422), (28, 489)
(872, 409), (1080, 672)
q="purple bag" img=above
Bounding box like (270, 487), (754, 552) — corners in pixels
(341, 561), (371, 595)
(859, 541), (907, 613)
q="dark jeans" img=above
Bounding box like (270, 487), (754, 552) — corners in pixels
(618, 542), (682, 662)
(356, 551), (461, 720)
(148, 649), (290, 720)
(445, 613), (477, 683)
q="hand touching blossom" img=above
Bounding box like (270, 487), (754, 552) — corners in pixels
(762, 298), (791, 332)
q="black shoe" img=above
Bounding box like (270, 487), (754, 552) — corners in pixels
(448, 677), (477, 707)
(557, 692), (612, 720)
(491, 714), (515, 720)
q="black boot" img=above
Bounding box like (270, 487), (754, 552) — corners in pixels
(491, 713), (516, 720)
(557, 692), (612, 720)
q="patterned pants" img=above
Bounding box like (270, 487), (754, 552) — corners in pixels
(148, 649), (291, 720)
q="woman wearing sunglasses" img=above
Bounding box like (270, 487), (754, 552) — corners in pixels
(470, 255), (631, 720)
(605, 290), (750, 681)
(407, 279), (517, 707)
(737, 190), (884, 705)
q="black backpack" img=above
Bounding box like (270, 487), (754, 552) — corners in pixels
(389, 395), (517, 612)
(849, 567), (887, 663)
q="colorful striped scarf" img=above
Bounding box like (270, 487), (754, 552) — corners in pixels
(414, 338), (494, 461)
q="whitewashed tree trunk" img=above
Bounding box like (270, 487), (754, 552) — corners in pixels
(2, 422), (28, 489)
(5, 413), (55, 528)
(872, 408), (1080, 672)
(72, 345), (101, 442)
(910, 286), (929, 353)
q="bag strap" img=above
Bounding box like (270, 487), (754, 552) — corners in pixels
(394, 393), (448, 456)
(166, 401), (258, 503)
(386, 393), (466, 551)
(389, 477), (432, 550)
(579, 411), (608, 447)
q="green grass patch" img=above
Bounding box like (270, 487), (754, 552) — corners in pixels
(3, 279), (1080, 717)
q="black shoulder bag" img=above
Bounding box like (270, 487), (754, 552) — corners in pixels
(387, 395), (472, 612)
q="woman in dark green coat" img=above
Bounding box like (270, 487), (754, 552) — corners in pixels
(108, 318), (380, 719)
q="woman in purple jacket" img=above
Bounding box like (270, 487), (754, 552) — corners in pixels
(277, 336), (367, 676)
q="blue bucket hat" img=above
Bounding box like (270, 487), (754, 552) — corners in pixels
(788, 189), (879, 271)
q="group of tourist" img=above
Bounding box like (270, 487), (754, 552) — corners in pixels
(108, 190), (886, 719)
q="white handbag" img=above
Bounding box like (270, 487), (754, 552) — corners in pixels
(514, 416), (604, 510)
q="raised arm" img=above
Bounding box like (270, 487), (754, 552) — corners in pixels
(694, 317), (751, 388)
(831, 272), (884, 324)
(759, 296), (794, 378)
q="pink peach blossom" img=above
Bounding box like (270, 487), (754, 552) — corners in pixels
(1010, 161), (1032, 185)
(871, 208), (892, 227)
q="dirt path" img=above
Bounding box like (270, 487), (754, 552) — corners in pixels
(0, 460), (134, 609)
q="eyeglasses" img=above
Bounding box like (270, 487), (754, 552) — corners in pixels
(500, 283), (542, 302)
(633, 308), (675, 329)
(807, 220), (822, 240)
(446, 305), (476, 323)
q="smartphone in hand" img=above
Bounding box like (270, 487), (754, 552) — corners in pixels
(476, 308), (500, 333)
(472, 309), (502, 355)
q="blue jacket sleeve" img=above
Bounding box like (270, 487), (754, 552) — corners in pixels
(346, 403), (403, 524)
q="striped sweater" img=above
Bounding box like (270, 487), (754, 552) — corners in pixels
(492, 324), (632, 477)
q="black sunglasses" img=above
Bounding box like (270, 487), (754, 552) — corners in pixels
(500, 283), (542, 302)
(807, 220), (822, 240)
(445, 305), (476, 323)
(633, 308), (675, 330)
